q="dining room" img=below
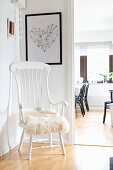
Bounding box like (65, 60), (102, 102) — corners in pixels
(74, 64), (113, 147)
(74, 0), (113, 147)
(74, 42), (113, 146)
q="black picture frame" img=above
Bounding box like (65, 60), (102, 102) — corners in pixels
(25, 12), (62, 65)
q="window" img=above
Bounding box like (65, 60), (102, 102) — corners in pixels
(74, 42), (113, 83)
(87, 47), (109, 83)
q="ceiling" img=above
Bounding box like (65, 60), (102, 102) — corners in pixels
(74, 0), (113, 32)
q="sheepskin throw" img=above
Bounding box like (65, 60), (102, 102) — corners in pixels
(22, 108), (70, 135)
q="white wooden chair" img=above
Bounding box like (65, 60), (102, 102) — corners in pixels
(8, 62), (70, 159)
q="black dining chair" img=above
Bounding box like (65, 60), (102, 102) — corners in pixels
(84, 83), (90, 111)
(75, 84), (86, 117)
(103, 90), (113, 123)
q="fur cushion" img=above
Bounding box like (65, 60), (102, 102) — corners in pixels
(22, 108), (70, 135)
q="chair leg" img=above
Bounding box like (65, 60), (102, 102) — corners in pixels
(27, 135), (32, 160)
(77, 101), (84, 117)
(18, 128), (25, 151)
(80, 105), (84, 116)
(75, 102), (78, 117)
(59, 133), (66, 155)
(84, 98), (89, 111)
(80, 101), (85, 116)
(103, 102), (107, 123)
(49, 133), (52, 146)
(81, 101), (85, 115)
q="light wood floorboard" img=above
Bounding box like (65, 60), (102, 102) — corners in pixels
(75, 107), (113, 146)
(0, 144), (113, 170)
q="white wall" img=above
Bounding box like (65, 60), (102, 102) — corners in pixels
(75, 30), (113, 43)
(20, 0), (66, 101)
(88, 83), (113, 107)
(0, 0), (74, 157)
(0, 0), (20, 156)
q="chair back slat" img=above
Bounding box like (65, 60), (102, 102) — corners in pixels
(10, 62), (51, 110)
(79, 84), (86, 99)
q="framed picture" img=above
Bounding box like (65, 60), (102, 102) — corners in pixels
(7, 18), (15, 38)
(25, 12), (62, 65)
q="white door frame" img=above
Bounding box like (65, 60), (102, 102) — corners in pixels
(66, 0), (75, 144)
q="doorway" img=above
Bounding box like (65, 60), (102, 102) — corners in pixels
(74, 0), (113, 146)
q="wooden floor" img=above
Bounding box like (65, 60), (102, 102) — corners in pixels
(75, 107), (113, 146)
(1, 108), (113, 170)
(0, 143), (113, 170)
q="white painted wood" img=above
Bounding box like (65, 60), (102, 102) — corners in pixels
(65, 0), (75, 145)
(0, 112), (3, 156)
(49, 133), (52, 146)
(28, 135), (32, 160)
(11, 0), (25, 8)
(18, 128), (25, 151)
(9, 61), (69, 159)
(10, 62), (51, 71)
(59, 133), (66, 155)
(32, 145), (60, 150)
(10, 62), (52, 110)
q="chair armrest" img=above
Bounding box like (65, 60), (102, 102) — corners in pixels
(49, 100), (68, 116)
(50, 100), (68, 107)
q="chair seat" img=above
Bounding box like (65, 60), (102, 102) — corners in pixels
(21, 108), (70, 135)
(105, 101), (113, 108)
(103, 101), (113, 123)
(75, 96), (79, 99)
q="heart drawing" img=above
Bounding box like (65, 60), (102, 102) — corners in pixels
(30, 24), (58, 52)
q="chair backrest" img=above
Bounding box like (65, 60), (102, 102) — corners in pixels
(10, 62), (51, 110)
(79, 84), (86, 99)
(85, 83), (90, 98)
